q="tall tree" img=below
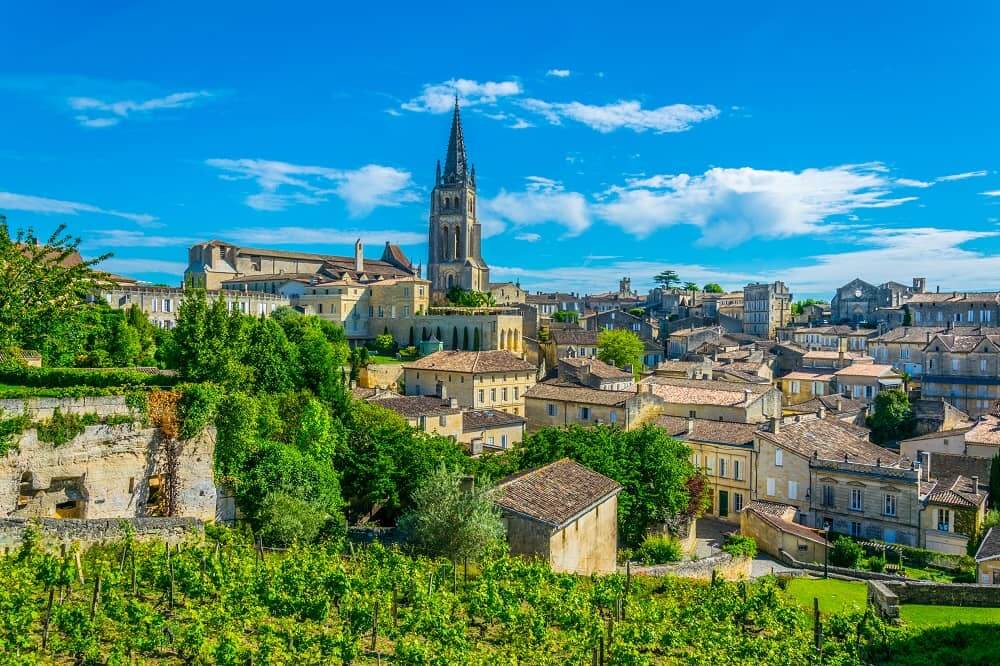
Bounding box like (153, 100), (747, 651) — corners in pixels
(866, 389), (915, 444)
(653, 270), (680, 289)
(245, 317), (300, 393)
(0, 218), (110, 365)
(598, 328), (645, 373)
(703, 283), (724, 294)
(682, 281), (699, 292)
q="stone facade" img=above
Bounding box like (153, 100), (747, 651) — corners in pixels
(742, 282), (791, 339)
(0, 395), (134, 420)
(403, 351), (537, 415)
(831, 278), (920, 324)
(908, 290), (1000, 327)
(101, 285), (288, 329)
(2, 423), (216, 522)
(0, 517), (204, 551)
(921, 330), (1000, 417)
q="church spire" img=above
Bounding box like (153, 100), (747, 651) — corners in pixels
(442, 96), (467, 184)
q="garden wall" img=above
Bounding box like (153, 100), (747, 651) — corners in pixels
(0, 395), (133, 420)
(631, 552), (751, 580)
(359, 363), (404, 390)
(0, 517), (203, 552)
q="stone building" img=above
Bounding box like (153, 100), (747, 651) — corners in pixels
(832, 363), (903, 404)
(907, 290), (1000, 327)
(975, 527), (1000, 584)
(740, 499), (829, 563)
(666, 326), (724, 359)
(101, 285), (289, 329)
(487, 282), (527, 305)
(402, 350), (537, 415)
(899, 412), (1000, 460)
(867, 326), (948, 378)
(654, 416), (758, 523)
(494, 458), (621, 574)
(777, 370), (835, 406)
(780, 325), (876, 352)
(638, 376), (781, 424)
(742, 282), (791, 339)
(539, 328), (598, 371)
(916, 452), (989, 555)
(426, 101), (490, 295)
(830, 278), (921, 324)
(922, 330), (1000, 417)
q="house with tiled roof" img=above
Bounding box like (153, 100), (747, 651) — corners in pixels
(740, 499), (829, 563)
(921, 329), (1000, 417)
(974, 527), (1000, 584)
(402, 351), (537, 415)
(654, 415), (759, 523)
(495, 458), (621, 574)
(784, 394), (867, 426)
(833, 363), (903, 404)
(638, 376), (781, 424)
(868, 326), (948, 377)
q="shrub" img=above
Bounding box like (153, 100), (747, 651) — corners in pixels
(866, 555), (887, 573)
(635, 535), (682, 565)
(0, 413), (32, 456)
(829, 536), (864, 568)
(255, 492), (327, 547)
(178, 383), (223, 440)
(35, 408), (88, 446)
(374, 334), (396, 356)
(721, 534), (757, 558)
(0, 366), (174, 389)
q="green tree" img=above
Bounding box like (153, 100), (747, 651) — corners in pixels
(829, 536), (863, 568)
(244, 317), (300, 393)
(446, 286), (496, 307)
(0, 218), (110, 365)
(108, 315), (142, 367)
(628, 307), (645, 317)
(653, 270), (680, 289)
(125, 304), (157, 363)
(682, 281), (699, 292)
(866, 389), (915, 444)
(551, 310), (579, 323)
(790, 298), (826, 316)
(703, 282), (724, 294)
(374, 333), (396, 355)
(295, 398), (340, 461)
(172, 290), (251, 387)
(511, 424), (700, 547)
(398, 465), (505, 561)
(598, 328), (645, 373)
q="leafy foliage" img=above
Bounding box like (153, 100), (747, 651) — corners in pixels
(597, 328), (645, 373)
(721, 534), (757, 558)
(703, 282), (724, 294)
(682, 281), (699, 291)
(0, 366), (175, 389)
(399, 465), (505, 562)
(867, 389), (915, 444)
(652, 269), (680, 289)
(830, 536), (864, 568)
(551, 310), (579, 323)
(791, 298), (827, 316)
(446, 286), (496, 307)
(634, 534), (682, 564)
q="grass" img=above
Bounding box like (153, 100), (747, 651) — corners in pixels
(900, 604), (1000, 628)
(367, 354), (405, 365)
(783, 577), (868, 615)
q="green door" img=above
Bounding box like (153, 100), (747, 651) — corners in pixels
(718, 490), (729, 518)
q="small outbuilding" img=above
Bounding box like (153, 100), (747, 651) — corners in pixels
(975, 527), (1000, 584)
(494, 458), (621, 574)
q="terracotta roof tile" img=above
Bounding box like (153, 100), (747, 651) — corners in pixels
(368, 395), (461, 418)
(404, 351), (536, 373)
(653, 415), (758, 446)
(832, 363), (900, 378)
(462, 409), (526, 432)
(525, 380), (635, 406)
(550, 329), (598, 345)
(495, 458), (621, 529)
(639, 376), (772, 407)
(759, 417), (896, 465)
(975, 527), (1000, 561)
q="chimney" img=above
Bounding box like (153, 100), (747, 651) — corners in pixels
(817, 404), (826, 420)
(687, 417), (695, 435)
(770, 416), (781, 434)
(449, 397), (458, 408)
(921, 450), (931, 481)
(973, 476), (980, 494)
(354, 238), (364, 273)
(836, 396), (843, 411)
(437, 382), (447, 399)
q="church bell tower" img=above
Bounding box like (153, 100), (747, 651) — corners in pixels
(427, 98), (489, 296)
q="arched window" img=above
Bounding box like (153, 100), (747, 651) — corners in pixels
(463, 327), (470, 350)
(447, 274), (454, 289)
(500, 329), (507, 350)
(512, 329), (520, 351)
(454, 226), (460, 259)
(440, 226), (449, 261)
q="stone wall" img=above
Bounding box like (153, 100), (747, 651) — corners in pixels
(359, 363), (404, 390)
(0, 395), (134, 420)
(631, 552), (751, 580)
(1, 424), (217, 522)
(0, 517), (203, 551)
(867, 581), (900, 621)
(777, 550), (906, 581)
(884, 579), (1000, 607)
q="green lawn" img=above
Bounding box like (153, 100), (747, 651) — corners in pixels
(367, 354), (405, 365)
(900, 604), (1000, 628)
(783, 577), (868, 616)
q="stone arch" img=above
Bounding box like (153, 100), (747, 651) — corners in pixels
(422, 327), (430, 341)
(463, 327), (470, 350)
(473, 327), (481, 351)
(452, 326), (459, 350)
(446, 274), (454, 289)
(440, 225), (449, 261)
(453, 226), (460, 260)
(499, 329), (507, 350)
(512, 329), (520, 351)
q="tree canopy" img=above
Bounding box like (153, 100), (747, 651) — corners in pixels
(703, 282), (724, 294)
(551, 310), (579, 323)
(597, 328), (645, 373)
(652, 270), (680, 289)
(867, 389), (915, 444)
(446, 286), (496, 307)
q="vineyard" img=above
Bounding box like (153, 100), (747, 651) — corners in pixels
(2, 528), (980, 666)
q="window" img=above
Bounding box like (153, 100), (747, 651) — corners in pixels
(478, 389), (485, 403)
(775, 449), (783, 466)
(937, 509), (951, 532)
(850, 488), (863, 511)
(884, 493), (897, 516)
(790, 380), (800, 394)
(968, 309), (975, 322)
(822, 484), (835, 507)
(501, 434), (508, 448)
(733, 459), (741, 481)
(813, 382), (825, 396)
(718, 458), (726, 478)
(850, 521), (862, 537)
(952, 358), (961, 371)
(546, 403), (557, 417)
(694, 453), (701, 468)
(788, 480), (798, 500)
(317, 303), (324, 314)
(688, 410), (697, 418)
(983, 310), (992, 323)
(733, 493), (744, 512)
(403, 305), (410, 317)
(579, 406), (591, 420)
(439, 415), (447, 427)
(490, 389), (496, 402)
(865, 385), (873, 400)
(514, 387), (519, 400)
(766, 478), (776, 496)
(981, 359), (988, 372)
(502, 388), (508, 401)
(418, 416), (427, 430)
(900, 347), (910, 360)
(609, 410), (617, 424)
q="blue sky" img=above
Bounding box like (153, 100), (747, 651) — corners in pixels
(2, 1), (999, 299)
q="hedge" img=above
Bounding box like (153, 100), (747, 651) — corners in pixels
(0, 386), (145, 400)
(0, 367), (176, 389)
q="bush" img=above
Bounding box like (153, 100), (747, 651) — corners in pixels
(866, 555), (887, 573)
(635, 535), (682, 565)
(178, 383), (223, 440)
(0, 366), (174, 389)
(0, 413), (32, 456)
(255, 492), (328, 547)
(373, 334), (396, 356)
(900, 545), (933, 568)
(829, 536), (864, 568)
(35, 408), (88, 446)
(721, 534), (757, 558)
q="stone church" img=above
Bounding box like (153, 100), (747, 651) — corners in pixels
(427, 100), (490, 295)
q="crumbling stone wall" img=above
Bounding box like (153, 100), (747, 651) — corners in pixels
(630, 552), (751, 580)
(0, 517), (203, 551)
(1, 424), (216, 522)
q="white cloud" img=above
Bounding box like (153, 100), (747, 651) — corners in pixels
(0, 191), (157, 225)
(68, 90), (213, 127)
(401, 78), (522, 113)
(481, 177), (591, 237)
(546, 69), (571, 78)
(228, 226), (426, 247)
(982, 190), (1000, 197)
(594, 163), (916, 245)
(86, 230), (194, 248)
(520, 98), (719, 133)
(514, 232), (541, 242)
(508, 117), (533, 129)
(894, 178), (934, 188)
(936, 170), (987, 182)
(205, 158), (418, 216)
